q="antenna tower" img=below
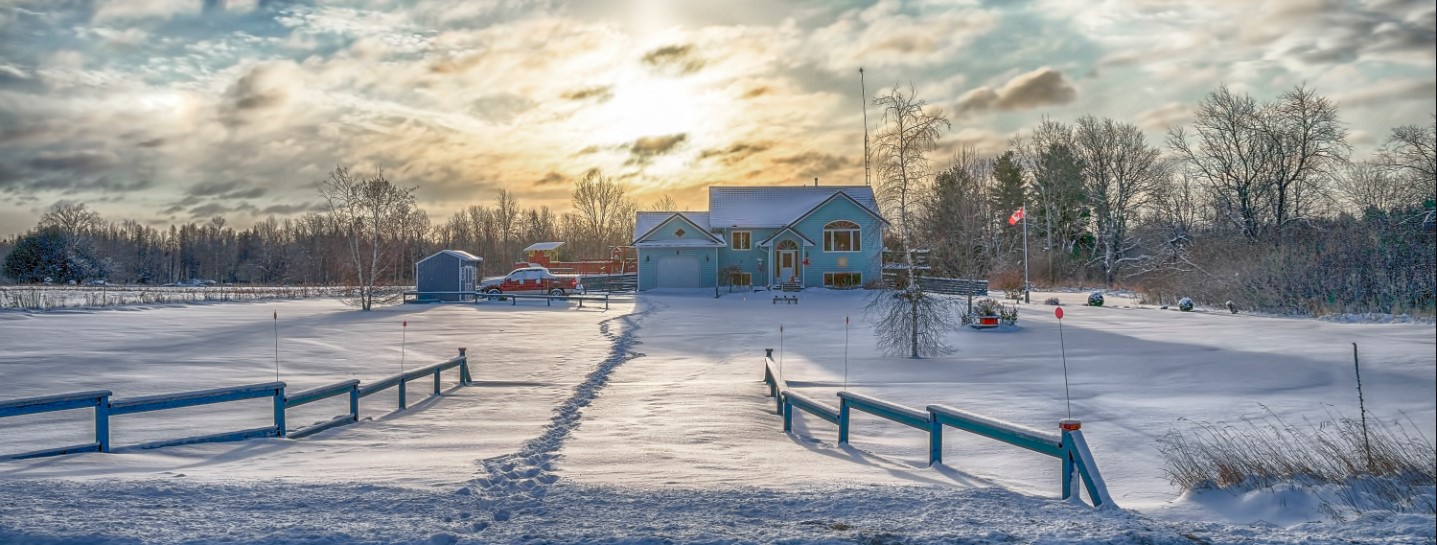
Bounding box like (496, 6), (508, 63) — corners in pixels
(860, 67), (871, 186)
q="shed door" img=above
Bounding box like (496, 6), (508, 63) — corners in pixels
(656, 256), (702, 288)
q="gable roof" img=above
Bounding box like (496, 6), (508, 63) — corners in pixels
(708, 186), (881, 228)
(418, 249), (483, 264)
(784, 190), (890, 228)
(632, 211), (722, 246)
(523, 242), (565, 252)
(756, 226), (816, 247)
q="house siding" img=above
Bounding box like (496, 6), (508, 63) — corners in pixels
(790, 197), (884, 288)
(637, 247), (719, 290)
(719, 227), (778, 287)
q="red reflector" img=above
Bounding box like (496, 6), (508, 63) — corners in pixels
(1059, 419), (1082, 431)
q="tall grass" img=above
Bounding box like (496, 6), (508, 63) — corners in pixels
(0, 286), (357, 311)
(1159, 407), (1436, 519)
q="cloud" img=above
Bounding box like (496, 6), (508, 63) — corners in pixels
(627, 133), (688, 164)
(774, 151), (853, 179)
(534, 171), (567, 186)
(1135, 101), (1193, 131)
(808, 0), (1000, 72)
(26, 151), (120, 174)
(259, 202), (315, 215)
(957, 67), (1078, 115)
(561, 86), (613, 102)
(697, 141), (771, 165)
(220, 60), (302, 128)
(640, 44), (706, 75)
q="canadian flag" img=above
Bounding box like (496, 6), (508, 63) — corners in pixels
(1008, 207), (1025, 225)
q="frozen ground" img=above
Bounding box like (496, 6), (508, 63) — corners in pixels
(0, 290), (1433, 544)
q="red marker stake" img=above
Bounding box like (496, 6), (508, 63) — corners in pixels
(1056, 307), (1071, 419)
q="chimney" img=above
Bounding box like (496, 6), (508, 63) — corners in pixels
(814, 177), (819, 187)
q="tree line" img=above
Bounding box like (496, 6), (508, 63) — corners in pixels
(886, 84), (1434, 317)
(1, 169), (639, 292)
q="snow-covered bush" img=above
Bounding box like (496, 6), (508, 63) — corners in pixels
(971, 297), (1002, 316)
(1087, 291), (1104, 307)
(1044, 296), (1060, 305)
(1179, 297), (1194, 312)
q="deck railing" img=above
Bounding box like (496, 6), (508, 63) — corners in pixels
(1, 348), (469, 460)
(763, 351), (1113, 508)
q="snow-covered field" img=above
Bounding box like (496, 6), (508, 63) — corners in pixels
(0, 291), (1432, 544)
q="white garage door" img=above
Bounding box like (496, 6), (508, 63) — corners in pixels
(656, 256), (702, 288)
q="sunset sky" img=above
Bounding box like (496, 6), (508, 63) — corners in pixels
(0, 0), (1432, 236)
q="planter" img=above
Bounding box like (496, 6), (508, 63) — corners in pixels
(971, 315), (1001, 329)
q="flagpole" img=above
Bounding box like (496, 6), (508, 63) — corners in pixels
(1022, 202), (1030, 304)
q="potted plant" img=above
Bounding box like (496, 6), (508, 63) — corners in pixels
(969, 297), (1004, 329)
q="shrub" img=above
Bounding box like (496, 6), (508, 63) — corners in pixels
(1179, 297), (1195, 312)
(971, 297), (1003, 316)
(992, 269), (1024, 301)
(1087, 291), (1104, 306)
(1158, 409), (1436, 519)
(1044, 296), (1060, 306)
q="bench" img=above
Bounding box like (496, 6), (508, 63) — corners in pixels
(773, 295), (798, 304)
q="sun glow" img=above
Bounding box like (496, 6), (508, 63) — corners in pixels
(592, 77), (705, 144)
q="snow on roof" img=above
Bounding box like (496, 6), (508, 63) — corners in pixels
(418, 249), (483, 264)
(523, 242), (566, 252)
(633, 239), (726, 248)
(633, 211), (711, 242)
(708, 186), (879, 228)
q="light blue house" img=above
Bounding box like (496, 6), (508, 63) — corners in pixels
(633, 186), (887, 291)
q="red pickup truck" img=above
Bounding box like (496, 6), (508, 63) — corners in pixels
(480, 267), (583, 296)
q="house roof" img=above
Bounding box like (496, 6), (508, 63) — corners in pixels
(418, 250), (483, 264)
(756, 226), (816, 247)
(708, 186), (880, 228)
(633, 211), (712, 243)
(523, 242), (565, 252)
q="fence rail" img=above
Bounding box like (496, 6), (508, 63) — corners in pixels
(403, 291), (616, 310)
(763, 351), (1113, 508)
(0, 390), (111, 459)
(1, 349), (470, 461)
(880, 274), (989, 296)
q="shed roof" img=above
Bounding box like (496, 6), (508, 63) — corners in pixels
(417, 250), (483, 264)
(522, 242), (565, 252)
(708, 186), (879, 228)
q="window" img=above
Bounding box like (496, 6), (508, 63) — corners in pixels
(824, 220), (861, 252)
(824, 272), (862, 288)
(731, 231), (751, 251)
(733, 272), (752, 286)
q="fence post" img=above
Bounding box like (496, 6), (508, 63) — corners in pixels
(348, 383), (359, 422)
(273, 385), (286, 438)
(433, 367), (441, 395)
(1060, 420), (1080, 501)
(765, 348), (773, 359)
(458, 347), (470, 385)
(928, 412), (942, 466)
(399, 378), (407, 409)
(838, 397), (850, 444)
(782, 394), (792, 432)
(96, 393), (110, 453)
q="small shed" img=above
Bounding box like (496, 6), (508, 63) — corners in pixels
(414, 250), (483, 302)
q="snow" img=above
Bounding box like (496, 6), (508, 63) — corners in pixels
(1, 290), (1433, 544)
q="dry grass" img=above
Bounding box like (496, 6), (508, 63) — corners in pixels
(1159, 407), (1436, 518)
(0, 285), (356, 310)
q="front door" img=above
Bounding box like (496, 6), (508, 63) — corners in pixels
(776, 240), (799, 284)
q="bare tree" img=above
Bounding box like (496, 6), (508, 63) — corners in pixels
(1378, 116), (1436, 208)
(570, 170), (636, 259)
(648, 194), (678, 212)
(38, 202), (104, 236)
(1170, 84), (1348, 241)
(921, 147), (992, 278)
(1169, 85), (1273, 240)
(868, 84), (957, 358)
(1074, 116), (1166, 285)
(1333, 160), (1421, 214)
(495, 189), (520, 263)
(1261, 85), (1348, 233)
(319, 166), (417, 311)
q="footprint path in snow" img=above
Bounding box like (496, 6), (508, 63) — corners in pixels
(458, 300), (658, 531)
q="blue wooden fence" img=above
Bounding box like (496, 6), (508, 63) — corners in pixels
(762, 351), (1114, 508)
(0, 348), (470, 460)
